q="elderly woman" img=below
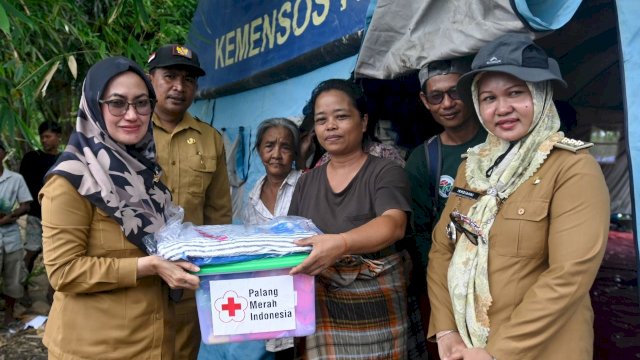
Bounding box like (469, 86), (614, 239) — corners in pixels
(288, 79), (413, 358)
(242, 118), (302, 225)
(201, 118), (302, 360)
(427, 33), (609, 360)
(40, 57), (199, 359)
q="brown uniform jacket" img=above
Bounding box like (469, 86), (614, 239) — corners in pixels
(428, 148), (609, 360)
(41, 175), (175, 359)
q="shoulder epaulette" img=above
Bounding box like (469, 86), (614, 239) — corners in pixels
(192, 115), (208, 125)
(554, 137), (594, 152)
(193, 115), (221, 133)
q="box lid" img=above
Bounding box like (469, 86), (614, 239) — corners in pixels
(195, 253), (309, 275)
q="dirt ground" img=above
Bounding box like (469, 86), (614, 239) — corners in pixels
(0, 259), (49, 359)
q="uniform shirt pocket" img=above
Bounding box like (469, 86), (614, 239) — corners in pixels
(187, 154), (217, 195)
(496, 199), (549, 258)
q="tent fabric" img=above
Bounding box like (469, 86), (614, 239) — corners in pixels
(568, 106), (628, 214)
(354, 0), (582, 80)
(602, 150), (632, 215)
(355, 0), (531, 79)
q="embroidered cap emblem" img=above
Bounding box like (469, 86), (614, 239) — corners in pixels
(486, 56), (502, 65)
(173, 46), (192, 59)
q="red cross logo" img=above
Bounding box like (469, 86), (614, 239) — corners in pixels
(222, 297), (241, 316)
(214, 290), (247, 323)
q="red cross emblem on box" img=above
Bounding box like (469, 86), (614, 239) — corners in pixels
(214, 290), (248, 322)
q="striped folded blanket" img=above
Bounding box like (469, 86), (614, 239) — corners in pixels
(155, 216), (317, 265)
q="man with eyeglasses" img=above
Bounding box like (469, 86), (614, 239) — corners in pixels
(405, 59), (486, 355)
(406, 58), (486, 270)
(148, 44), (232, 360)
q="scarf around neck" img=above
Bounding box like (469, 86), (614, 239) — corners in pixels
(47, 57), (172, 254)
(448, 77), (564, 347)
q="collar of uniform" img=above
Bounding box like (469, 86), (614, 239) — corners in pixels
(152, 112), (203, 134)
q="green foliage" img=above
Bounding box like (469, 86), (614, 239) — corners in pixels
(0, 0), (198, 166)
(0, 3), (9, 35)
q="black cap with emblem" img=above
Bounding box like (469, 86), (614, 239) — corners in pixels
(147, 44), (206, 77)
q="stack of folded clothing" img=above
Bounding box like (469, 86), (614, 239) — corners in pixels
(155, 216), (317, 265)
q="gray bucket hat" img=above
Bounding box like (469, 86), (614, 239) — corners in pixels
(457, 33), (566, 105)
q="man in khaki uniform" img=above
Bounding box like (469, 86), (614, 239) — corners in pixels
(148, 44), (232, 359)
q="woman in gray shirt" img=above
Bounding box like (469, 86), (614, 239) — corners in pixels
(289, 79), (413, 359)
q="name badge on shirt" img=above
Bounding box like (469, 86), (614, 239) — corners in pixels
(451, 187), (481, 200)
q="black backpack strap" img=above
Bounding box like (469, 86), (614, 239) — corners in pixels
(424, 135), (442, 217)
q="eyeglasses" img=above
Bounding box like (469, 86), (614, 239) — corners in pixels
(425, 88), (460, 105)
(448, 211), (485, 246)
(99, 98), (155, 116)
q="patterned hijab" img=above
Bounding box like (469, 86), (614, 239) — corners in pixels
(47, 56), (172, 254)
(447, 74), (564, 347)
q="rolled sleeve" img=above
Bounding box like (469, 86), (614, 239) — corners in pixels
(118, 257), (139, 288)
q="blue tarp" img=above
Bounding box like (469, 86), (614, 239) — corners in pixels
(616, 0), (640, 277)
(513, 0), (582, 31)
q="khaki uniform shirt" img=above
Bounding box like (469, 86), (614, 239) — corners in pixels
(153, 113), (232, 226)
(41, 175), (175, 359)
(428, 148), (609, 360)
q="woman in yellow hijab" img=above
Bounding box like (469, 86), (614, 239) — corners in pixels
(427, 33), (609, 360)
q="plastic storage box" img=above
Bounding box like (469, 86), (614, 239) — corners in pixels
(195, 254), (316, 344)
